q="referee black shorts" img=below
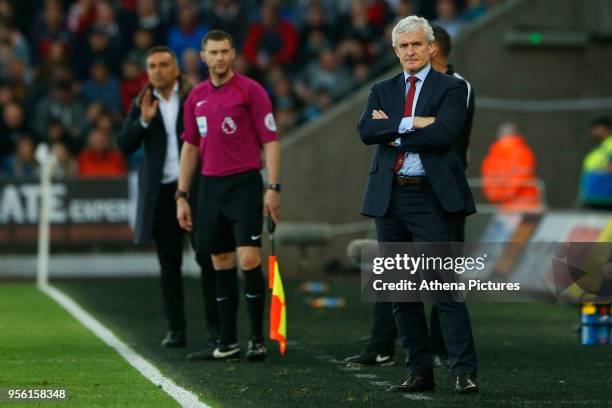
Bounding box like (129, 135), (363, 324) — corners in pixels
(194, 170), (263, 255)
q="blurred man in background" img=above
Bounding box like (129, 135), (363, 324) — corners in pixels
(580, 116), (612, 209)
(117, 46), (218, 349)
(77, 127), (126, 177)
(481, 122), (543, 212)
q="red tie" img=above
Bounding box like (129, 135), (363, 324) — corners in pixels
(394, 75), (419, 172)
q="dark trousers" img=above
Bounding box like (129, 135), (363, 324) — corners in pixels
(153, 183), (219, 333)
(368, 217), (465, 357)
(374, 184), (477, 376)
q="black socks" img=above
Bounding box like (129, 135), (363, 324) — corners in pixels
(196, 253), (219, 333)
(215, 264), (266, 345)
(243, 265), (266, 341)
(215, 267), (238, 345)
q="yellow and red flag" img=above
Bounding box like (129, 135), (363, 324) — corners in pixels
(269, 255), (286, 355)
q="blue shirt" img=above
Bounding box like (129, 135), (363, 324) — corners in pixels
(396, 64), (431, 176)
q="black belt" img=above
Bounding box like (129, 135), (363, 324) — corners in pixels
(394, 175), (429, 186)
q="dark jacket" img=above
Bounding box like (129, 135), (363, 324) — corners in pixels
(117, 76), (195, 244)
(358, 69), (476, 217)
(447, 64), (475, 171)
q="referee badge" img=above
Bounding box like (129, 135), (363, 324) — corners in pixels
(196, 116), (207, 137)
(264, 112), (277, 132)
(221, 116), (237, 135)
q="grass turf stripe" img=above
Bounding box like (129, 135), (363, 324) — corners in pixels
(40, 284), (209, 408)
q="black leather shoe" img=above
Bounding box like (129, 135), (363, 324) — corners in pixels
(455, 374), (479, 393)
(388, 374), (435, 393)
(161, 331), (186, 348)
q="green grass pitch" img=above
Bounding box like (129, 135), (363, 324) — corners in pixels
(2, 278), (611, 407)
(0, 282), (178, 407)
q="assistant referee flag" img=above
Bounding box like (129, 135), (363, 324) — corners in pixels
(269, 255), (287, 355)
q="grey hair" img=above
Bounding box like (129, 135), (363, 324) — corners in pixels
(391, 15), (434, 47)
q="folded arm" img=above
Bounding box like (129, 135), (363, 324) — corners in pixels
(398, 81), (468, 153)
(357, 84), (402, 145)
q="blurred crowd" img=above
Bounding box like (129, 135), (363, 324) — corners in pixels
(0, 0), (504, 178)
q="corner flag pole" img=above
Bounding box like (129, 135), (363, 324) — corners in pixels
(36, 144), (52, 289)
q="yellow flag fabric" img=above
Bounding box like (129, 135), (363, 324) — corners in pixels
(269, 255), (286, 355)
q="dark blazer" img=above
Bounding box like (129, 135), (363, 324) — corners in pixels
(117, 76), (195, 244)
(447, 65), (475, 171)
(358, 69), (476, 218)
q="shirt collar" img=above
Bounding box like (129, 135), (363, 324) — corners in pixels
(153, 81), (179, 101)
(403, 64), (431, 84)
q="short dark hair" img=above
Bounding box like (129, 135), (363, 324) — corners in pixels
(201, 30), (235, 50)
(432, 25), (452, 58)
(590, 116), (612, 128)
(146, 46), (178, 62)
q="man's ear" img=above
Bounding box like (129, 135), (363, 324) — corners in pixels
(430, 43), (438, 58)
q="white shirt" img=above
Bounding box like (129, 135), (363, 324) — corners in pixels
(140, 82), (180, 184)
(395, 64), (431, 176)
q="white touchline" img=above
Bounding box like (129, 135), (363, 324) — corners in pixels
(39, 284), (211, 408)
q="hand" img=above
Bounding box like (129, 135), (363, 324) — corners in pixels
(263, 190), (280, 224)
(371, 110), (389, 120)
(176, 199), (192, 232)
(413, 116), (435, 129)
(140, 87), (159, 123)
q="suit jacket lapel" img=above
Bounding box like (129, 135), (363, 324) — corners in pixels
(391, 72), (406, 119)
(415, 69), (440, 117)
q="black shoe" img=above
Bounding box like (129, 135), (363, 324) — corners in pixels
(388, 374), (435, 393)
(344, 350), (394, 367)
(161, 331), (186, 348)
(246, 338), (267, 362)
(432, 353), (450, 368)
(455, 374), (479, 393)
(187, 343), (240, 361)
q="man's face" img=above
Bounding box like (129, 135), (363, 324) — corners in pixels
(146, 51), (179, 89)
(591, 124), (612, 142)
(394, 30), (433, 74)
(201, 39), (235, 77)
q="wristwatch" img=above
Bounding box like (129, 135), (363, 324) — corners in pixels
(267, 183), (282, 192)
(174, 189), (189, 201)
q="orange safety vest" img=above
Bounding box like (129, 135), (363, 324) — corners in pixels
(481, 134), (542, 211)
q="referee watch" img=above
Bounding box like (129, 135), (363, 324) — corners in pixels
(174, 189), (189, 201)
(267, 183), (282, 192)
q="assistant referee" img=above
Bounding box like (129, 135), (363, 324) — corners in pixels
(176, 30), (280, 362)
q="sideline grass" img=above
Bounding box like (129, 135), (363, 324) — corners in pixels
(0, 282), (180, 407)
(56, 277), (612, 407)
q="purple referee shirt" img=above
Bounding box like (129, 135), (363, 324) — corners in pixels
(182, 73), (278, 176)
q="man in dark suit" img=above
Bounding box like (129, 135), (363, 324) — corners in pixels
(345, 24), (475, 371)
(357, 16), (478, 393)
(117, 46), (218, 349)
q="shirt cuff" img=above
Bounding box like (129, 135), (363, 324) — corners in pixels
(398, 117), (414, 134)
(140, 118), (150, 129)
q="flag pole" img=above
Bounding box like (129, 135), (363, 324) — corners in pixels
(267, 217), (276, 288)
